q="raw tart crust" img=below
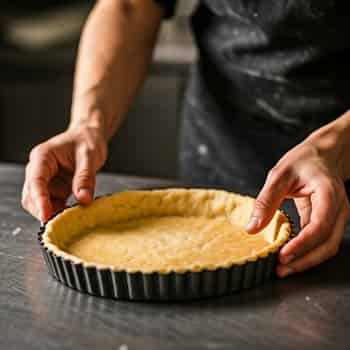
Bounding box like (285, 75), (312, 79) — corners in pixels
(42, 189), (291, 274)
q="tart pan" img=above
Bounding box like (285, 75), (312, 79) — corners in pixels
(37, 191), (293, 301)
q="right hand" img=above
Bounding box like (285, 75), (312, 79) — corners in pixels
(21, 126), (108, 223)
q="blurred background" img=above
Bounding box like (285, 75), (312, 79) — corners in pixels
(0, 0), (197, 179)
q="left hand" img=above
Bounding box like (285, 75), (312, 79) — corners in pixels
(246, 128), (350, 277)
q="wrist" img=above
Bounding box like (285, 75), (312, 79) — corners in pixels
(69, 100), (109, 142)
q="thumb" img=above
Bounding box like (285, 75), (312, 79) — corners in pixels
(246, 167), (292, 234)
(72, 152), (96, 205)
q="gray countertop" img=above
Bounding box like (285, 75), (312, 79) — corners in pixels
(1, 163), (350, 350)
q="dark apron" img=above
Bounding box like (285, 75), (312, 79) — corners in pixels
(179, 1), (350, 195)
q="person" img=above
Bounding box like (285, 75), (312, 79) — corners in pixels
(21, 0), (350, 278)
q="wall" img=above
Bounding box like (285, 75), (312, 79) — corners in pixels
(0, 0), (197, 179)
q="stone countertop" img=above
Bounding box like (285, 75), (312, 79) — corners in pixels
(1, 163), (350, 349)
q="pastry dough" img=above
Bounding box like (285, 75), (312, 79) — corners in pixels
(42, 189), (291, 273)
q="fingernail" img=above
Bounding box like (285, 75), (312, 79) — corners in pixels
(78, 188), (91, 199)
(246, 217), (261, 233)
(279, 266), (294, 278)
(283, 254), (296, 265)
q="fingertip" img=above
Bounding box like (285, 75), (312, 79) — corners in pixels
(39, 216), (48, 227)
(279, 244), (288, 259)
(246, 227), (259, 235)
(38, 207), (52, 224)
(279, 252), (296, 265)
(276, 264), (294, 278)
(36, 197), (53, 222)
(245, 216), (262, 234)
(38, 212), (45, 224)
(76, 188), (93, 205)
(276, 265), (284, 278)
(279, 236), (301, 262)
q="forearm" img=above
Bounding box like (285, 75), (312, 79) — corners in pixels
(69, 0), (163, 141)
(305, 110), (350, 181)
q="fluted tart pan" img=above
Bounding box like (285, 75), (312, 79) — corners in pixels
(38, 188), (292, 301)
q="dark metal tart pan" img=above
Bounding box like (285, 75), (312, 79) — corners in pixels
(37, 192), (293, 301)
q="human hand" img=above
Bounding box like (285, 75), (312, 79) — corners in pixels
(21, 126), (107, 223)
(246, 129), (350, 277)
